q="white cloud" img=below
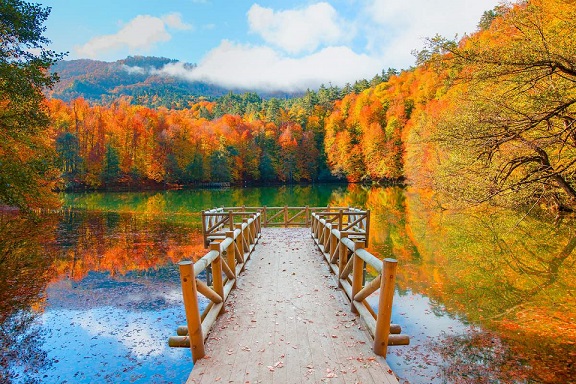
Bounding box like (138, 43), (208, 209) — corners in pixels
(361, 0), (501, 68)
(76, 13), (191, 58)
(159, 1), (499, 91)
(122, 64), (146, 75)
(77, 1), (502, 92)
(162, 13), (193, 31)
(156, 40), (381, 92)
(247, 2), (349, 55)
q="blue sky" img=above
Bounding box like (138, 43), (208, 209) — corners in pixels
(38, 0), (500, 91)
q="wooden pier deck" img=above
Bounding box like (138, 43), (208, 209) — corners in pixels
(186, 228), (399, 384)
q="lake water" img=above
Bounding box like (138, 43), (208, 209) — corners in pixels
(1, 185), (574, 383)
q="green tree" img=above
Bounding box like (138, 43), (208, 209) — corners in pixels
(259, 151), (276, 182)
(209, 149), (231, 182)
(185, 152), (205, 183)
(102, 143), (121, 183)
(0, 0), (64, 210)
(55, 132), (80, 175)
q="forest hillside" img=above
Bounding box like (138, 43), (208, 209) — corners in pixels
(3, 0), (574, 213)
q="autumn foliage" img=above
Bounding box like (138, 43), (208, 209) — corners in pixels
(47, 97), (329, 189)
(40, 0), (576, 213)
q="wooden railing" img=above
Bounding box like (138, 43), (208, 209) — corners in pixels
(311, 211), (409, 356)
(168, 212), (262, 362)
(173, 206), (406, 364)
(202, 206), (371, 247)
(201, 206), (325, 247)
(201, 208), (262, 247)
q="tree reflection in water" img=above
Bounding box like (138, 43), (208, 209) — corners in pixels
(331, 185), (576, 383)
(1, 186), (574, 383)
(0, 215), (57, 383)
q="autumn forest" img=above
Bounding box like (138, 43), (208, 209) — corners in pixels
(1, 0), (574, 214)
(1, 0), (576, 382)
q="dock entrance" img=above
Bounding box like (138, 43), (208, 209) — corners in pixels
(169, 208), (409, 383)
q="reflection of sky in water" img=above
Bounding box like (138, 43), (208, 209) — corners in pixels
(42, 307), (189, 383)
(368, 291), (470, 383)
(37, 271), (197, 383)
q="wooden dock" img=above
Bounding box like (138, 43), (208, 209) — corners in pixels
(169, 207), (408, 384)
(188, 228), (398, 383)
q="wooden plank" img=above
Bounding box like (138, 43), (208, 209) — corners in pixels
(187, 228), (399, 384)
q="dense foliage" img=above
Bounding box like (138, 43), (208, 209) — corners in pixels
(47, 73), (400, 190)
(46, 0), (576, 213)
(0, 0), (63, 210)
(3, 0), (575, 212)
(423, 0), (576, 210)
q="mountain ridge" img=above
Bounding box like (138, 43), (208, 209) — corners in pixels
(49, 56), (297, 107)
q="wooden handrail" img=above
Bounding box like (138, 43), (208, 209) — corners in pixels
(201, 207), (334, 237)
(173, 206), (399, 368)
(169, 212), (262, 361)
(310, 211), (409, 356)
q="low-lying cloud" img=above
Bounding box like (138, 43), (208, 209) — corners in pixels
(151, 41), (382, 92)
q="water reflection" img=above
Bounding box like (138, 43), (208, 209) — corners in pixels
(0, 215), (57, 383)
(0, 210), (205, 383)
(42, 269), (189, 383)
(63, 185), (341, 217)
(1, 185), (575, 383)
(344, 186), (576, 383)
(51, 210), (205, 281)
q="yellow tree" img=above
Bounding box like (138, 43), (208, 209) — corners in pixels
(429, 0), (576, 210)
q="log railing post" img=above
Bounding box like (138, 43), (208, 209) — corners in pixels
(178, 261), (205, 362)
(329, 228), (337, 263)
(323, 223), (331, 250)
(242, 218), (250, 247)
(210, 243), (224, 301)
(249, 216), (255, 244)
(310, 213), (315, 237)
(228, 210), (234, 231)
(312, 214), (317, 238)
(373, 258), (398, 356)
(338, 232), (349, 287)
(365, 210), (371, 247)
(255, 212), (261, 236)
(235, 223), (244, 259)
(225, 231), (236, 282)
(351, 240), (365, 314)
(284, 205), (288, 228)
(250, 215), (258, 243)
(263, 206), (267, 228)
(201, 211), (207, 247)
